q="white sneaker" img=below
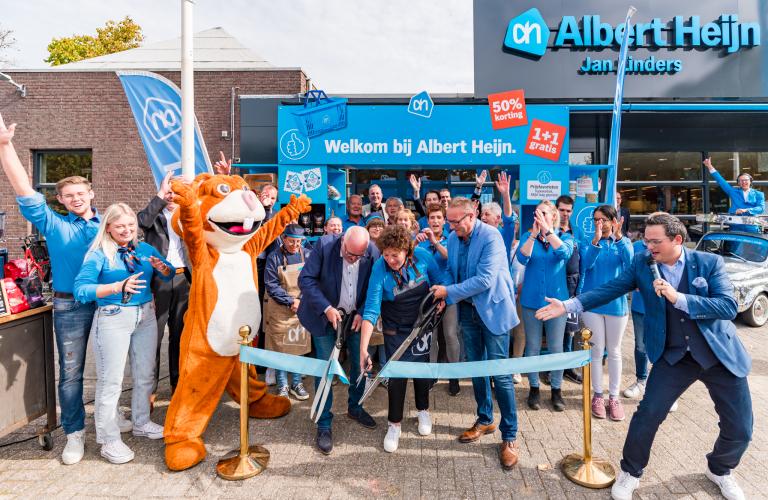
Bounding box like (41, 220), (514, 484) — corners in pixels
(512, 373), (522, 384)
(132, 420), (165, 440)
(669, 400), (679, 412)
(100, 439), (134, 464)
(117, 410), (132, 433)
(416, 410), (432, 436)
(611, 470), (640, 500)
(705, 468), (746, 500)
(622, 380), (646, 399)
(383, 422), (401, 453)
(62, 430), (85, 465)
(265, 368), (276, 386)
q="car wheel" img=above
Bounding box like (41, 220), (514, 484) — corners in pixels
(743, 293), (768, 327)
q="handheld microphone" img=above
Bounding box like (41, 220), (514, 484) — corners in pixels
(647, 255), (662, 296)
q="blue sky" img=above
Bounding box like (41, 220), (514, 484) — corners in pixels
(1, 0), (474, 94)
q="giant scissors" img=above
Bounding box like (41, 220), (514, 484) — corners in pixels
(358, 292), (444, 405)
(310, 308), (355, 423)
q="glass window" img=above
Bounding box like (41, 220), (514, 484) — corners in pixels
(620, 185), (703, 215)
(708, 152), (768, 181)
(569, 152), (594, 165)
(34, 151), (93, 214)
(699, 234), (768, 263)
(618, 152), (701, 182)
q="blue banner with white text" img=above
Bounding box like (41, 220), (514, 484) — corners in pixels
(117, 70), (212, 188)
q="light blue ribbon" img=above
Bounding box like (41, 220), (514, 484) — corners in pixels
(379, 351), (591, 379)
(239, 345), (349, 384)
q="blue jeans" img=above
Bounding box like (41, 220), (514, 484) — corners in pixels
(621, 354), (752, 477)
(92, 302), (157, 444)
(521, 307), (566, 389)
(52, 297), (96, 435)
(459, 302), (518, 441)
(632, 311), (649, 381)
(276, 369), (301, 388)
(312, 326), (364, 430)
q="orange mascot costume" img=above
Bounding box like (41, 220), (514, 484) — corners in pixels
(163, 173), (311, 471)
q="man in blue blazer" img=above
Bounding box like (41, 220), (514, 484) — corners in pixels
(536, 212), (752, 500)
(298, 226), (380, 454)
(706, 157), (765, 233)
(431, 197), (521, 470)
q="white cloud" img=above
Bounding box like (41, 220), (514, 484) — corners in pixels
(2, 0), (474, 94)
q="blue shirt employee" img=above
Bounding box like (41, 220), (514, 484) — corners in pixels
(74, 242), (175, 306)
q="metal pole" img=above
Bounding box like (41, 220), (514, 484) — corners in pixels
(181, 0), (195, 181)
(216, 326), (270, 480)
(561, 328), (616, 489)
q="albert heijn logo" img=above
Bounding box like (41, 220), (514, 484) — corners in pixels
(408, 90), (434, 119)
(504, 8), (550, 58)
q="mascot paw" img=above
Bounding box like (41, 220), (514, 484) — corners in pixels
(171, 179), (197, 208)
(165, 438), (207, 471)
(291, 193), (313, 214)
(249, 393), (291, 419)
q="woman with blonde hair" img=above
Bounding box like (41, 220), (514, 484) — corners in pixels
(515, 199), (574, 412)
(394, 208), (419, 238)
(74, 203), (175, 464)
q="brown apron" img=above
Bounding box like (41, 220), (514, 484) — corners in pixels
(370, 318), (384, 346)
(263, 251), (311, 355)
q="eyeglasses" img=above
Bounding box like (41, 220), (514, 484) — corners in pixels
(643, 238), (671, 247)
(447, 213), (470, 226)
(343, 244), (365, 258)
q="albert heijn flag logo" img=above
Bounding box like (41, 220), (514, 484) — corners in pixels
(503, 8), (550, 58)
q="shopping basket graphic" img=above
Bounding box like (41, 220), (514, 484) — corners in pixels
(292, 90), (348, 138)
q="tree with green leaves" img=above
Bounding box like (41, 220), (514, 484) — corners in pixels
(45, 16), (144, 66)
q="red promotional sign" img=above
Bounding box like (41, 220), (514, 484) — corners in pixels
(525, 119), (567, 162)
(488, 89), (527, 130)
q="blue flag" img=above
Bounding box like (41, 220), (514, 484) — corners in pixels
(117, 70), (212, 188)
(606, 6), (637, 204)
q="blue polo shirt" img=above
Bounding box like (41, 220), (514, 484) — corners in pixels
(417, 229), (450, 273)
(74, 242), (174, 306)
(341, 215), (364, 231)
(580, 236), (634, 316)
(362, 246), (450, 325)
(17, 192), (101, 294)
(515, 231), (573, 309)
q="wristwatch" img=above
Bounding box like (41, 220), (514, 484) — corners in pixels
(544, 230), (553, 237)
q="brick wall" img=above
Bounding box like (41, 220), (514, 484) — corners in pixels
(0, 69), (307, 259)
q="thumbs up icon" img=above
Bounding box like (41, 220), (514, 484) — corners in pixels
(286, 132), (306, 158)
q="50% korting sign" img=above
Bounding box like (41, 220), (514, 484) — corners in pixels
(488, 89), (528, 130)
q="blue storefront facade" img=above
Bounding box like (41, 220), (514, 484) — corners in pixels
(239, 0), (768, 238)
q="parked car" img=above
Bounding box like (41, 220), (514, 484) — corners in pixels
(696, 231), (768, 327)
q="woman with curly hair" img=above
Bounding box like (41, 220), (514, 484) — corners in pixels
(359, 225), (450, 453)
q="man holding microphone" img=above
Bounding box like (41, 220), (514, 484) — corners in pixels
(535, 212), (752, 500)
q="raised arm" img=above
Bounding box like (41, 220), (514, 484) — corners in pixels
(138, 172), (172, 230)
(171, 179), (207, 268)
(0, 113), (35, 197)
(245, 194), (312, 257)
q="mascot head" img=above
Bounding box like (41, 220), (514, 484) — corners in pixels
(172, 173), (266, 253)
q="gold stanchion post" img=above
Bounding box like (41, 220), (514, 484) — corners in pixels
(216, 326), (271, 480)
(561, 327), (616, 488)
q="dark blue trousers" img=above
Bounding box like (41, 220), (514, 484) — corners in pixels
(621, 353), (753, 477)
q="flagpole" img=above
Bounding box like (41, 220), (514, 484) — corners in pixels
(181, 0), (195, 181)
(606, 6), (637, 205)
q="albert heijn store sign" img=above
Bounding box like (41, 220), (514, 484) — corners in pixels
(474, 0), (768, 99)
(277, 103), (570, 165)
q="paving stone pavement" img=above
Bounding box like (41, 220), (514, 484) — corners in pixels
(0, 319), (765, 499)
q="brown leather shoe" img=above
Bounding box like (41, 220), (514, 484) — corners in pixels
(499, 440), (519, 470)
(458, 422), (497, 443)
